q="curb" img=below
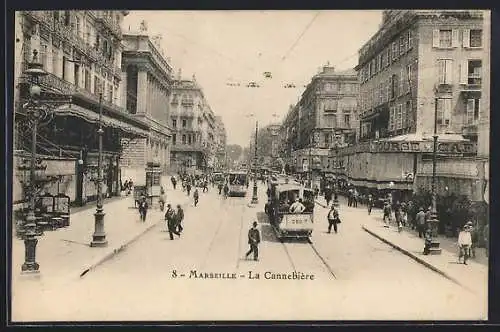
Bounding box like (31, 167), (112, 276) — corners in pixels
(361, 225), (475, 292)
(79, 221), (161, 278)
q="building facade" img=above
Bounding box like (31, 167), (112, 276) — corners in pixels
(280, 66), (359, 180)
(14, 10), (151, 206)
(214, 116), (227, 170)
(335, 10), (484, 199)
(120, 32), (174, 182)
(169, 76), (223, 175)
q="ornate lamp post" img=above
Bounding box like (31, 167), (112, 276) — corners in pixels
(251, 120), (259, 204)
(20, 50), (49, 275)
(90, 92), (108, 247)
(426, 98), (441, 253)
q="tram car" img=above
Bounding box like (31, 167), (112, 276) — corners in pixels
(227, 171), (249, 197)
(265, 177), (315, 239)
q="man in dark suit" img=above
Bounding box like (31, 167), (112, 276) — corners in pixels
(138, 196), (149, 222)
(176, 204), (184, 233)
(245, 221), (261, 261)
(165, 204), (180, 240)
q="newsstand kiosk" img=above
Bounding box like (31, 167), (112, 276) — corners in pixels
(145, 161), (162, 207)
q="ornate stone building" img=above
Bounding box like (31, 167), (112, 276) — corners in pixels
(279, 66), (359, 179)
(169, 75), (223, 174)
(13, 10), (150, 206)
(120, 32), (174, 181)
(336, 10), (485, 200)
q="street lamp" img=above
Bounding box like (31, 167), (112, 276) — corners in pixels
(90, 91), (108, 247)
(427, 98), (442, 253)
(251, 120), (259, 204)
(20, 50), (49, 275)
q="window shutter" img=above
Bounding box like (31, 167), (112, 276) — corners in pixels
(432, 29), (440, 48)
(459, 60), (468, 84)
(400, 68), (405, 96)
(466, 99), (475, 125)
(408, 30), (413, 49)
(452, 29), (459, 47)
(463, 29), (470, 48)
(444, 99), (452, 126)
(438, 60), (445, 84)
(445, 60), (453, 84)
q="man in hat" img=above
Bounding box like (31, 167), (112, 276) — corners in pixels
(327, 205), (340, 234)
(458, 223), (473, 264)
(176, 204), (184, 234)
(165, 204), (180, 240)
(289, 197), (305, 213)
(415, 207), (426, 238)
(245, 221), (261, 261)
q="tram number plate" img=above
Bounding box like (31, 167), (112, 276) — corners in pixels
(287, 217), (308, 225)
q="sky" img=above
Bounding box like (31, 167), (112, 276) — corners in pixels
(123, 10), (383, 147)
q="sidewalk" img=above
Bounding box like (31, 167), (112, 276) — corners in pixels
(11, 186), (189, 292)
(315, 196), (488, 297)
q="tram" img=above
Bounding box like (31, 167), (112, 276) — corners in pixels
(227, 171), (249, 197)
(265, 176), (315, 239)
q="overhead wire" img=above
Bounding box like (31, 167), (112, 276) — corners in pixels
(280, 11), (321, 62)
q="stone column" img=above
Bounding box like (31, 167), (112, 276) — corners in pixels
(66, 58), (75, 84)
(120, 68), (128, 108)
(137, 69), (148, 114)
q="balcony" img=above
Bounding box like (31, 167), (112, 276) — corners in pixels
(459, 75), (482, 93)
(171, 142), (205, 153)
(462, 122), (478, 137)
(95, 13), (122, 39)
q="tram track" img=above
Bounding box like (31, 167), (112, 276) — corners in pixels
(278, 234), (337, 280)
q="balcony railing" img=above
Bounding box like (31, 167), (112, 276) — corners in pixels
(95, 13), (122, 39)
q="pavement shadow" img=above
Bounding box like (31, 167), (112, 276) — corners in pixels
(256, 212), (270, 224)
(260, 224), (281, 243)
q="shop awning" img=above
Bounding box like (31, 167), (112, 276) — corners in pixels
(385, 133), (469, 142)
(54, 104), (149, 138)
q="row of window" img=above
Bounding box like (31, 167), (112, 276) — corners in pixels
(433, 29), (482, 49)
(388, 100), (414, 132)
(171, 119), (189, 128)
(437, 59), (482, 85)
(323, 113), (352, 128)
(359, 64), (412, 111)
(36, 42), (118, 103)
(323, 82), (358, 94)
(323, 98), (357, 112)
(172, 133), (199, 145)
(360, 29), (413, 83)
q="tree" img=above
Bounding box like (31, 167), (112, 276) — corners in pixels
(226, 144), (243, 166)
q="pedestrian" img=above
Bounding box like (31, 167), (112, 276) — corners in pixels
(193, 188), (199, 206)
(415, 207), (426, 238)
(367, 194), (373, 215)
(327, 205), (341, 234)
(484, 223), (489, 257)
(186, 182), (192, 196)
(324, 187), (332, 207)
(176, 204), (184, 233)
(468, 220), (478, 258)
(203, 179), (209, 193)
(159, 188), (166, 212)
(165, 204), (180, 240)
(138, 195), (149, 222)
(245, 221), (261, 261)
(383, 202), (391, 227)
(289, 198), (305, 213)
(423, 227), (433, 255)
(223, 183), (229, 199)
(352, 189), (358, 208)
(218, 182), (223, 195)
(171, 176), (177, 190)
(458, 223), (473, 264)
